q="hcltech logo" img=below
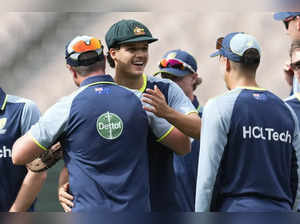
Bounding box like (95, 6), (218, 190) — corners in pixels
(0, 145), (12, 158)
(243, 126), (291, 143)
(0, 118), (7, 134)
(96, 112), (123, 140)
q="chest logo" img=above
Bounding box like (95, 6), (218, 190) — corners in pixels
(0, 118), (7, 134)
(96, 112), (123, 140)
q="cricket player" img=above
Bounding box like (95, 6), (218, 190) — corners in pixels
(195, 32), (300, 212)
(105, 19), (201, 211)
(155, 49), (202, 211)
(12, 35), (167, 212)
(0, 87), (46, 211)
(273, 12), (300, 94)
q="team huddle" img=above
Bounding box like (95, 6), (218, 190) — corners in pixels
(1, 12), (300, 212)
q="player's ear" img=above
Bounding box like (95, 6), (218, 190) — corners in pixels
(109, 48), (118, 60)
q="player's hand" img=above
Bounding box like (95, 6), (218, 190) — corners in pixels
(284, 61), (294, 87)
(58, 182), (74, 212)
(142, 85), (172, 118)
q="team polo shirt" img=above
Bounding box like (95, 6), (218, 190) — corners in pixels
(195, 87), (300, 212)
(30, 75), (172, 212)
(138, 74), (197, 211)
(0, 88), (40, 211)
(173, 95), (202, 211)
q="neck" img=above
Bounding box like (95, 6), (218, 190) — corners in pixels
(78, 70), (106, 85)
(229, 70), (258, 90)
(114, 70), (144, 90)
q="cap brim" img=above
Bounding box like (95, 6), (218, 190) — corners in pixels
(210, 50), (221, 57)
(273, 12), (300, 21)
(118, 36), (158, 45)
(153, 68), (191, 77)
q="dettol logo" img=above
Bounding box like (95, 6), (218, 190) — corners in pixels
(96, 112), (123, 140)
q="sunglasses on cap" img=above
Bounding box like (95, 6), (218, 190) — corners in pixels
(66, 50), (104, 66)
(291, 60), (300, 71)
(283, 16), (299, 29)
(216, 37), (224, 50)
(159, 58), (196, 73)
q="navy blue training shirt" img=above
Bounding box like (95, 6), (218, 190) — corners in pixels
(173, 95), (202, 211)
(139, 74), (197, 211)
(196, 87), (300, 212)
(0, 88), (40, 211)
(30, 75), (151, 212)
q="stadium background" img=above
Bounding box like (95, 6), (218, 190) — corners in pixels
(0, 12), (292, 211)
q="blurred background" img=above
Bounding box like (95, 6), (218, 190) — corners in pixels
(0, 12), (293, 211)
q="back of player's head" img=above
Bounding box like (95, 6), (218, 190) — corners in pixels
(105, 19), (158, 68)
(65, 35), (105, 76)
(210, 32), (261, 72)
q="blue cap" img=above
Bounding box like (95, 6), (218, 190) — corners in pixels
(154, 49), (197, 77)
(210, 32), (261, 63)
(273, 12), (300, 21)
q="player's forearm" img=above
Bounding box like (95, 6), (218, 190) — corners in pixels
(160, 127), (191, 155)
(163, 108), (201, 139)
(9, 170), (47, 212)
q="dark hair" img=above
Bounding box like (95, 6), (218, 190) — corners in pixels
(290, 40), (300, 58)
(72, 52), (105, 76)
(107, 51), (115, 68)
(106, 45), (120, 68)
(240, 48), (260, 72)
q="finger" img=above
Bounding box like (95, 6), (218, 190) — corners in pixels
(143, 106), (156, 113)
(61, 203), (72, 212)
(145, 88), (157, 95)
(60, 197), (74, 207)
(142, 97), (157, 107)
(59, 193), (74, 207)
(59, 190), (74, 200)
(142, 93), (162, 105)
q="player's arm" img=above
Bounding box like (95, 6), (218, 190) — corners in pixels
(10, 99), (47, 212)
(58, 166), (73, 212)
(159, 126), (191, 155)
(9, 170), (47, 212)
(142, 85), (201, 139)
(13, 96), (71, 165)
(12, 132), (45, 165)
(195, 98), (229, 212)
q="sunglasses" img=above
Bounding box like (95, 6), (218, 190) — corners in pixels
(216, 37), (224, 50)
(291, 60), (300, 71)
(159, 58), (196, 73)
(66, 51), (103, 66)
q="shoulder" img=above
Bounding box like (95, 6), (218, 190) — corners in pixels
(205, 88), (242, 111)
(7, 95), (39, 112)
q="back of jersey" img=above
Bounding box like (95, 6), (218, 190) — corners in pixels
(196, 87), (300, 212)
(65, 82), (150, 212)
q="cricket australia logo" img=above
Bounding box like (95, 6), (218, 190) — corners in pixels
(96, 112), (123, 140)
(0, 118), (7, 134)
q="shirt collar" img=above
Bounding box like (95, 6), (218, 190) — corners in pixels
(80, 75), (115, 87)
(0, 88), (7, 111)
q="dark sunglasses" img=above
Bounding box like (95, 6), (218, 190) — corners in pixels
(66, 51), (103, 66)
(291, 60), (300, 71)
(160, 72), (183, 82)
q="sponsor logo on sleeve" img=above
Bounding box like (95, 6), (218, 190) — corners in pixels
(96, 112), (123, 140)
